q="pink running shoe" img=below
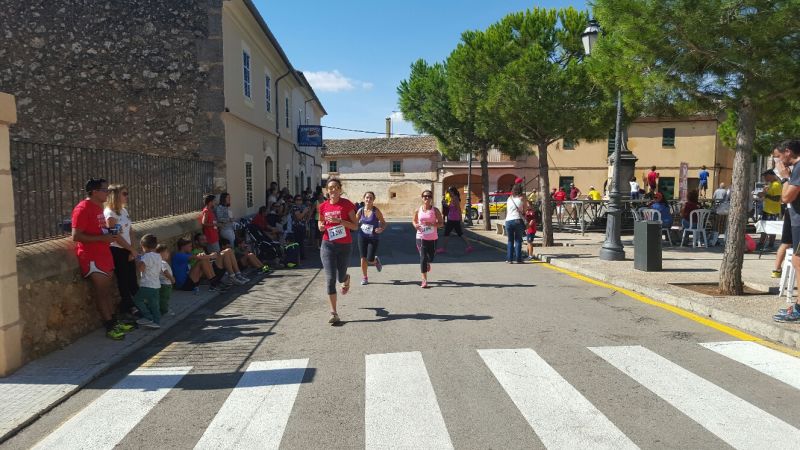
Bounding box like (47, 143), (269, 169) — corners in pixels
(421, 280), (428, 288)
(436, 248), (446, 254)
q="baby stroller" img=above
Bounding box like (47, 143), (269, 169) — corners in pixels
(239, 218), (284, 267)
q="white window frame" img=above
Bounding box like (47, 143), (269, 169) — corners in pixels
(244, 155), (254, 209)
(242, 43), (253, 105)
(264, 69), (271, 113)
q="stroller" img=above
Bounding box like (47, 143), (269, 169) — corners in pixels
(239, 218), (284, 267)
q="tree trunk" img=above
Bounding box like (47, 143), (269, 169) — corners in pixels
(537, 142), (554, 246)
(480, 148), (492, 231)
(719, 98), (754, 295)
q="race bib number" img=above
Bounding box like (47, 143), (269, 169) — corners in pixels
(360, 223), (374, 235)
(421, 225), (434, 235)
(327, 225), (346, 241)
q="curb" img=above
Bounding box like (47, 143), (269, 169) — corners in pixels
(464, 229), (800, 350)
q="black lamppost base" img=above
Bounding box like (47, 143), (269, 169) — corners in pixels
(599, 246), (625, 261)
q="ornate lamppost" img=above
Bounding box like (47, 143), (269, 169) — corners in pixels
(583, 19), (626, 261)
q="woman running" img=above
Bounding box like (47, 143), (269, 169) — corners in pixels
(437, 186), (474, 254)
(357, 191), (386, 285)
(412, 189), (443, 288)
(318, 179), (358, 324)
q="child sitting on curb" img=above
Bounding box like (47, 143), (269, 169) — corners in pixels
(134, 234), (164, 329)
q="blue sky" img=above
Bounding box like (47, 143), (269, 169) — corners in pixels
(257, 0), (588, 139)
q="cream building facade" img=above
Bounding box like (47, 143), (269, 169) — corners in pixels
(322, 137), (440, 218)
(221, 0), (326, 218)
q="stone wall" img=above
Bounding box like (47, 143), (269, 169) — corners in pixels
(0, 0), (225, 160)
(15, 213), (200, 362)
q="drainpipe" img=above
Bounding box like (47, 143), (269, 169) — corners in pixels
(275, 70), (292, 188)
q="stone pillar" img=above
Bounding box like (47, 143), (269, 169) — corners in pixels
(0, 93), (20, 377)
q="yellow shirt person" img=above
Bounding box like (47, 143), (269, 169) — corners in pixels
(588, 187), (602, 201)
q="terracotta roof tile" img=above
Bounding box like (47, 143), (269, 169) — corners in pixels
(322, 136), (439, 156)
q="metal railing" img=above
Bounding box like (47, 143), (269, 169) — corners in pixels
(10, 140), (214, 245)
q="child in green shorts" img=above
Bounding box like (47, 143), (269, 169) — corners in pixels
(134, 234), (163, 329)
(156, 244), (175, 316)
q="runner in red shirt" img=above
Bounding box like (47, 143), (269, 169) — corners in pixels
(318, 179), (358, 325)
(71, 178), (130, 340)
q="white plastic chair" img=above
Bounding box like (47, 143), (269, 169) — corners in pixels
(680, 209), (711, 247)
(640, 208), (673, 246)
(778, 248), (796, 303)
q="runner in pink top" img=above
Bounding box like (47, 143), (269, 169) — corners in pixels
(412, 189), (443, 288)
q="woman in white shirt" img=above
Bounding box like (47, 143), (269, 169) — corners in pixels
(104, 184), (139, 317)
(505, 183), (529, 263)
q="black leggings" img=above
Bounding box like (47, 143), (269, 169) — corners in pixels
(416, 239), (436, 273)
(358, 236), (379, 262)
(111, 246), (139, 313)
(321, 240), (351, 295)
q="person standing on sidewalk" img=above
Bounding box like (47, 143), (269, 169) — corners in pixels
(200, 194), (220, 253)
(505, 183), (529, 264)
(772, 139), (800, 322)
(437, 186), (474, 255)
(318, 179), (358, 324)
(757, 170), (782, 250)
(647, 166), (660, 194)
(104, 184), (139, 320)
(413, 189), (443, 288)
(132, 234), (163, 329)
(71, 178), (132, 340)
(357, 191), (386, 285)
(215, 193), (235, 248)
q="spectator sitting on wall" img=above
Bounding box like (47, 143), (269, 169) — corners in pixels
(252, 206), (281, 241)
(71, 178), (132, 340)
(172, 237), (221, 292)
(193, 233), (248, 286)
(234, 238), (271, 273)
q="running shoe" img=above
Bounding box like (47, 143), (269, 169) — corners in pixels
(465, 246), (474, 254)
(221, 273), (234, 286)
(235, 273), (250, 283)
(231, 275), (247, 286)
(209, 284), (221, 292)
(144, 322), (161, 329)
(375, 256), (383, 272)
(286, 262), (297, 268)
(421, 280), (428, 288)
(328, 312), (340, 324)
(136, 318), (153, 326)
(116, 322), (135, 333)
(774, 306), (800, 323)
(261, 264), (272, 273)
(106, 325), (126, 340)
(341, 274), (351, 295)
(436, 248), (446, 254)
(771, 270), (782, 278)
(361, 277), (369, 286)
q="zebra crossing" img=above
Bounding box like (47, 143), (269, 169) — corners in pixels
(29, 341), (800, 449)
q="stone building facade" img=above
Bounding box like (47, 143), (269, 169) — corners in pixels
(0, 0), (325, 216)
(322, 137), (441, 218)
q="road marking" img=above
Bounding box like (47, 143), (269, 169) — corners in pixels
(590, 345), (800, 450)
(700, 341), (800, 390)
(194, 359), (308, 450)
(538, 263), (800, 358)
(478, 348), (638, 450)
(32, 366), (192, 450)
(365, 351), (453, 449)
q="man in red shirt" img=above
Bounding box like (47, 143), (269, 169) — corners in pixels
(647, 166), (659, 194)
(553, 187), (568, 223)
(72, 178), (131, 340)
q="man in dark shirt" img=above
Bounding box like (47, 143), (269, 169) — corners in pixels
(772, 140), (800, 322)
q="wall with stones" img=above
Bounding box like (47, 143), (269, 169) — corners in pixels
(0, 0), (225, 159)
(15, 213), (199, 363)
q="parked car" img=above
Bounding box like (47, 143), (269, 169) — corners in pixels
(464, 192), (512, 220)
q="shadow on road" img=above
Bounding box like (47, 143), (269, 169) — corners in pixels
(337, 307), (493, 325)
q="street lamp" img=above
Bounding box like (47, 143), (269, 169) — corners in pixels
(583, 19), (625, 261)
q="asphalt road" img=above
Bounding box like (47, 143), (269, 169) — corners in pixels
(5, 222), (800, 449)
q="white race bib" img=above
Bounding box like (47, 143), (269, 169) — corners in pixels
(327, 225), (346, 241)
(360, 223), (374, 235)
(421, 225), (434, 235)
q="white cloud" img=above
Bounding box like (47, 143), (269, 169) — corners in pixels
(303, 70), (372, 93)
(390, 111), (404, 121)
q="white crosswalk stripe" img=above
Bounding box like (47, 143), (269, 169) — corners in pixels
(31, 366), (192, 450)
(590, 345), (800, 450)
(479, 348), (638, 450)
(194, 359), (309, 450)
(365, 351), (454, 449)
(700, 341), (800, 391)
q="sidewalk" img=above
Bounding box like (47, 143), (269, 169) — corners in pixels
(465, 226), (800, 350)
(0, 283), (226, 441)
